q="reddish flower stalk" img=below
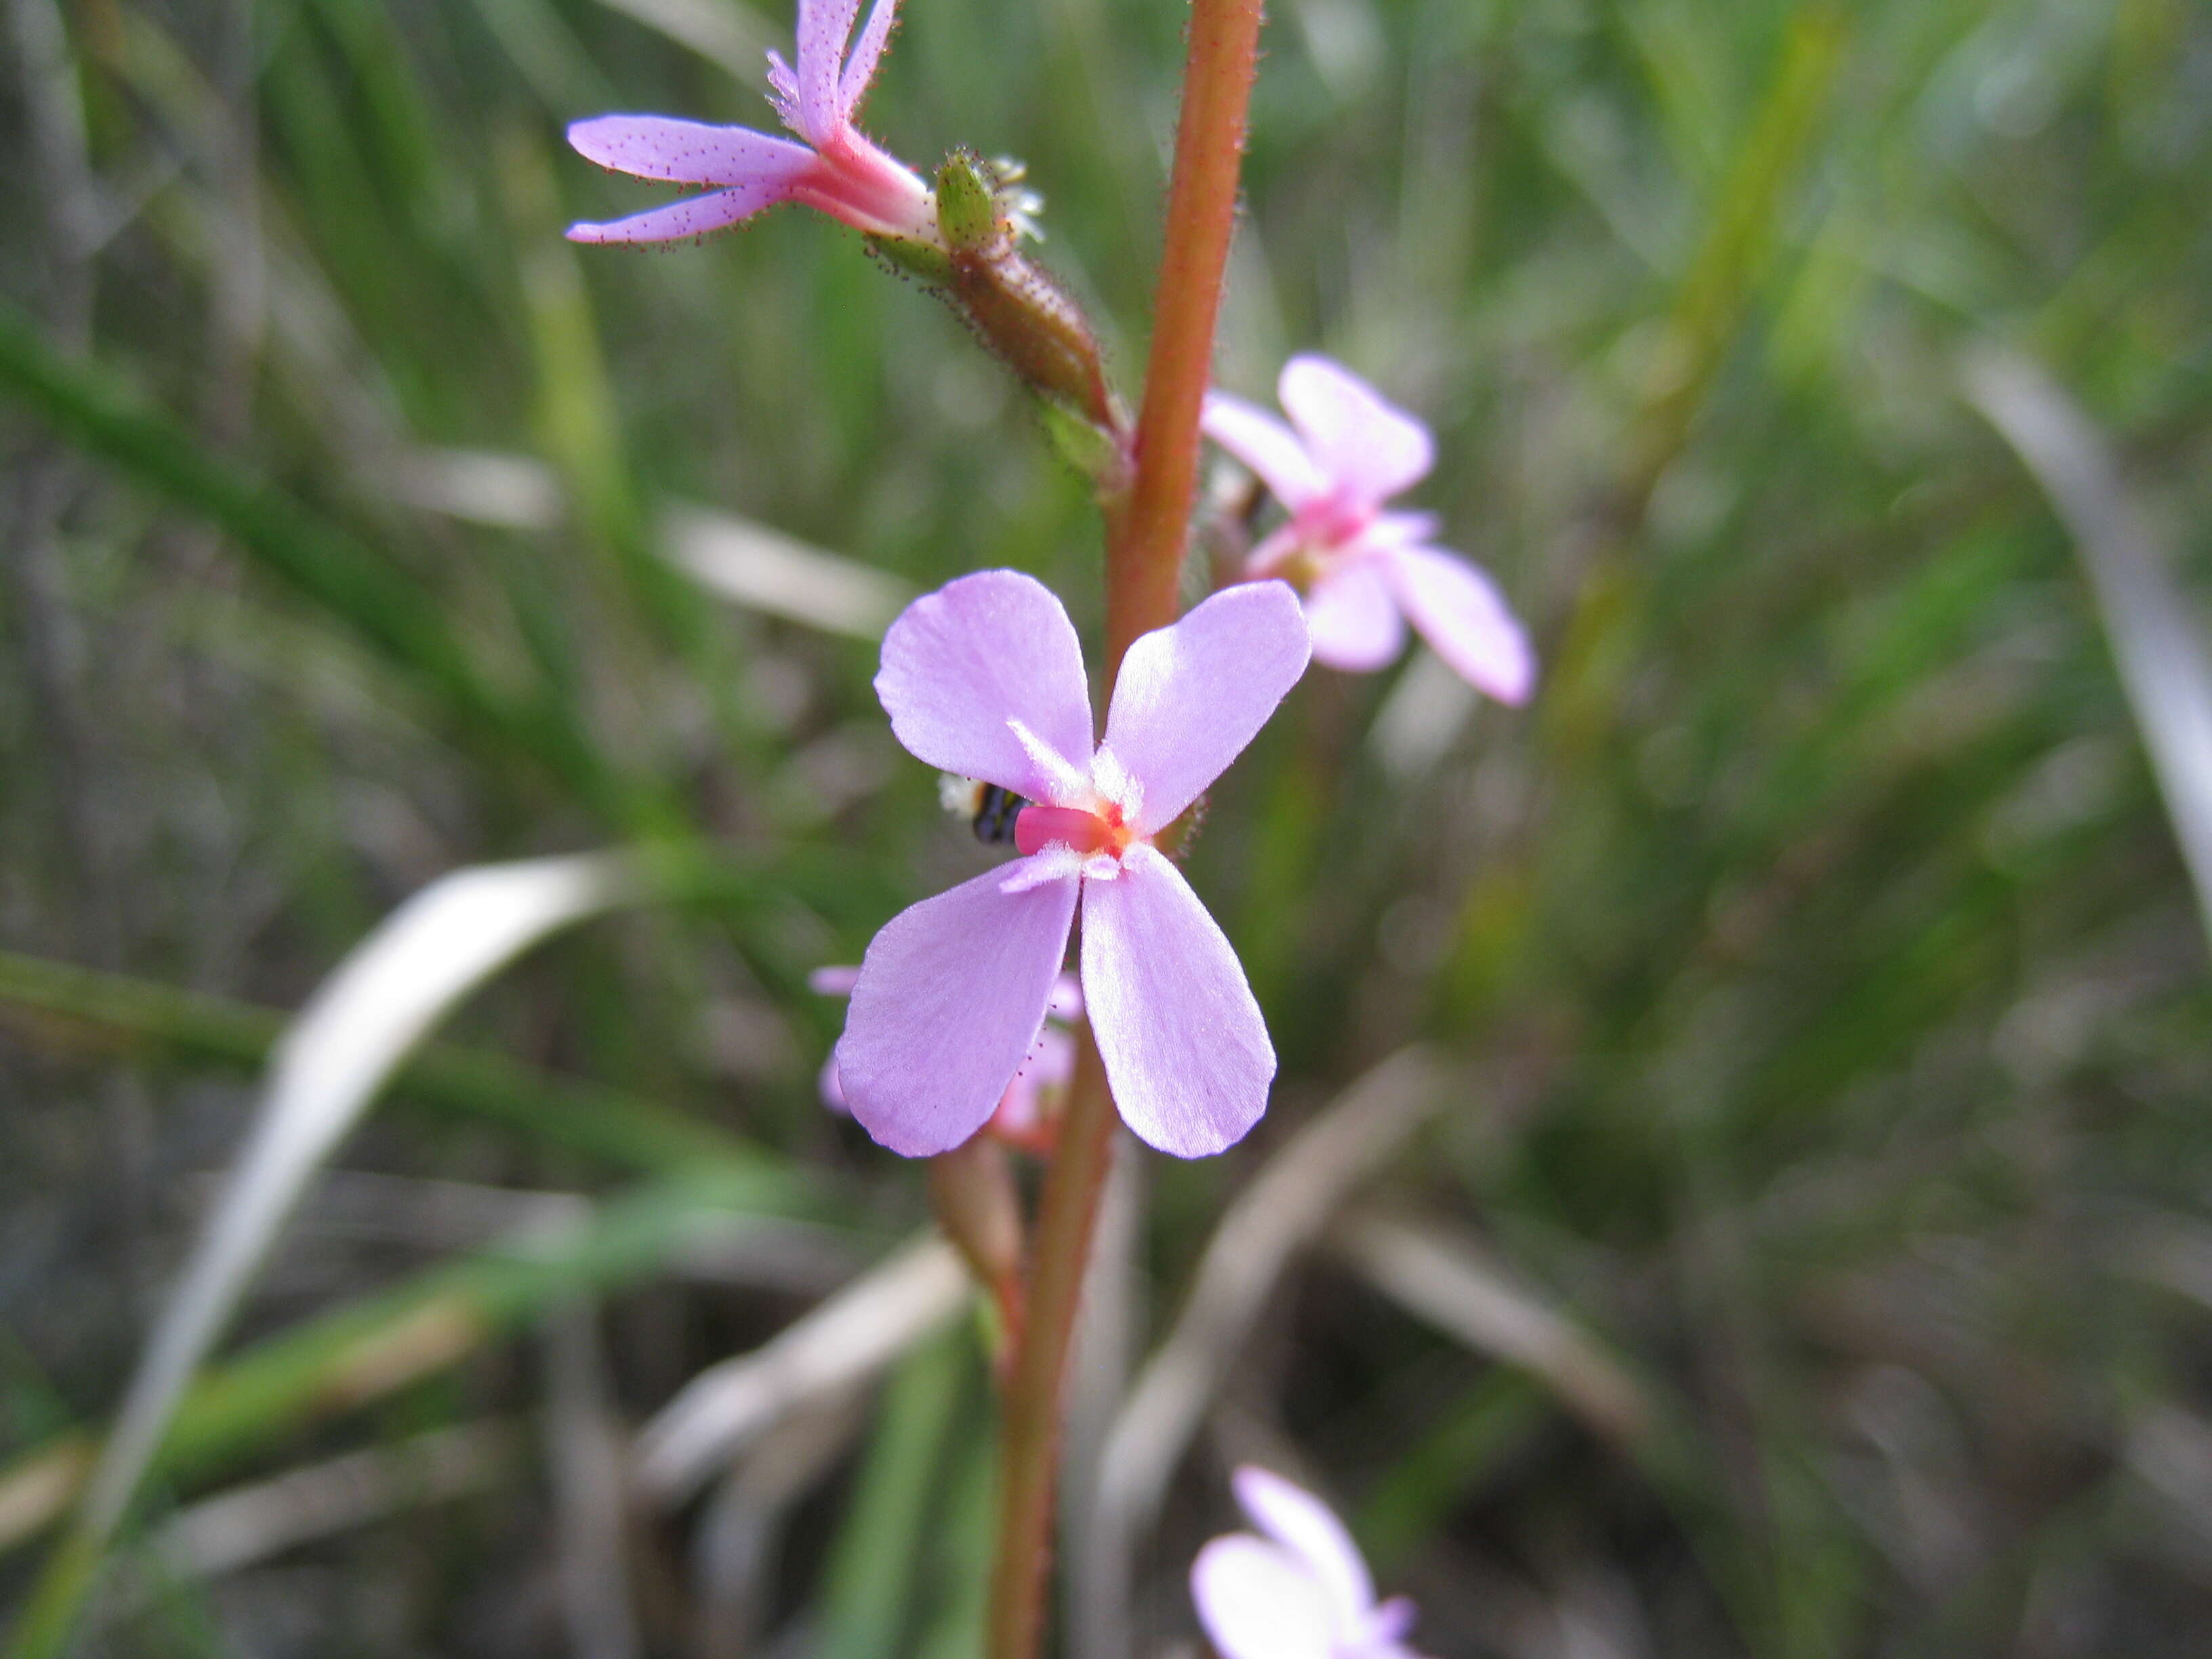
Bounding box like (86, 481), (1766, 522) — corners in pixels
(1104, 0), (1265, 672)
(985, 1), (1267, 1655)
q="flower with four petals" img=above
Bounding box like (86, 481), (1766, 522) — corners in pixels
(566, 0), (936, 247)
(835, 570), (1310, 1160)
(1191, 1467), (1429, 1659)
(1204, 354), (1534, 703)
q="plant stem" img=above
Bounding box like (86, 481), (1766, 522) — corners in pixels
(986, 3), (1266, 1655)
(985, 1031), (1116, 1659)
(1105, 0), (1267, 670)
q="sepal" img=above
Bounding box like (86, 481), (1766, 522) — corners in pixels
(1042, 402), (1133, 495)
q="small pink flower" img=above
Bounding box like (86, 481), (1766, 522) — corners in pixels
(836, 571), (1310, 1159)
(566, 0), (935, 246)
(812, 966), (1081, 1153)
(1191, 1467), (1427, 1659)
(1203, 355), (1534, 703)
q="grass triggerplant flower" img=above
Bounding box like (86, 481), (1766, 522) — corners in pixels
(565, 0), (936, 246)
(836, 571), (1309, 1160)
(1191, 1467), (1427, 1659)
(1204, 354), (1534, 704)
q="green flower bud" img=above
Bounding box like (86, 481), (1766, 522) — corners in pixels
(935, 151), (1006, 256)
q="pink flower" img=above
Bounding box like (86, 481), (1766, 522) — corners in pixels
(812, 966), (1081, 1154)
(1203, 354), (1534, 703)
(1191, 1467), (1427, 1659)
(836, 571), (1310, 1159)
(565, 0), (935, 246)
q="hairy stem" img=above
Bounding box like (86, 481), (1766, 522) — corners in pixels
(985, 1031), (1116, 1659)
(986, 3), (1265, 1656)
(1105, 0), (1265, 668)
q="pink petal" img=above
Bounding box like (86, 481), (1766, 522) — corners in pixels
(565, 181), (796, 244)
(1202, 391), (1329, 509)
(1302, 562), (1406, 672)
(1190, 1537), (1335, 1659)
(765, 50), (803, 129)
(1279, 355), (1434, 503)
(991, 1024), (1072, 1141)
(1101, 581), (1310, 836)
(1231, 1467), (1376, 1635)
(837, 0), (899, 119)
(991, 1069), (1042, 1139)
(1366, 1596), (1420, 1646)
(1378, 544), (1534, 705)
(1080, 845), (1272, 1157)
(808, 965), (861, 996)
(1029, 1023), (1076, 1088)
(565, 115), (813, 184)
(1366, 509), (1440, 550)
(812, 966), (859, 1112)
(1000, 845), (1091, 893)
(837, 865), (1078, 1156)
(875, 571), (1096, 803)
(1046, 972), (1084, 1021)
(794, 0), (863, 139)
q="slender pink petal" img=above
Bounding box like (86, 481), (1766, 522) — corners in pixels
(794, 0), (862, 139)
(1379, 544), (1534, 705)
(1000, 845), (1091, 893)
(1190, 1537), (1335, 1659)
(1203, 391), (1329, 509)
(1279, 355), (1434, 503)
(765, 50), (803, 129)
(1009, 721), (1093, 808)
(813, 966), (859, 1112)
(875, 570), (1094, 802)
(991, 1071), (1042, 1140)
(1046, 972), (1084, 1021)
(1103, 581), (1309, 836)
(565, 115), (812, 184)
(992, 1024), (1073, 1141)
(1368, 1597), (1419, 1645)
(1365, 509), (1440, 550)
(1232, 1467), (1376, 1637)
(1030, 1023), (1076, 1088)
(837, 0), (898, 119)
(566, 181), (794, 244)
(1080, 846), (1272, 1157)
(1302, 562), (1406, 672)
(808, 965), (861, 996)
(838, 865), (1078, 1155)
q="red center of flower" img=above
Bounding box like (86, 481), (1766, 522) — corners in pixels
(790, 132), (937, 242)
(1014, 802), (1136, 860)
(1300, 487), (1376, 548)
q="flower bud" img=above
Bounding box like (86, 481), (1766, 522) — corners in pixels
(931, 151), (1126, 442)
(934, 150), (1004, 256)
(926, 1132), (1027, 1353)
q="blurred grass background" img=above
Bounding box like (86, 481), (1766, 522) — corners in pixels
(5, 0), (2212, 1652)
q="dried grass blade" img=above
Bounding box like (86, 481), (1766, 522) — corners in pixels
(1330, 1209), (1649, 1446)
(9, 855), (651, 1659)
(1086, 1047), (1448, 1623)
(636, 1236), (968, 1503)
(1963, 346), (2212, 943)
